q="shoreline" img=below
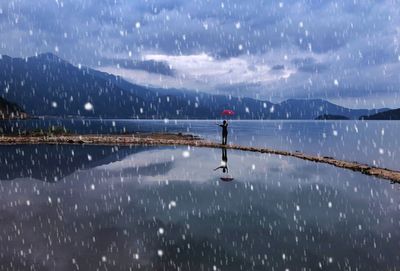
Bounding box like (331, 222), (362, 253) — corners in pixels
(1, 133), (400, 183)
(2, 117), (398, 122)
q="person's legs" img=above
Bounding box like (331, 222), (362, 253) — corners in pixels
(223, 134), (227, 145)
(222, 148), (227, 162)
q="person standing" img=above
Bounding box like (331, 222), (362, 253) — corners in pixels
(218, 120), (228, 145)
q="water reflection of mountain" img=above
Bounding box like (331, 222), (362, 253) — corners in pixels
(0, 146), (399, 270)
(0, 145), (148, 182)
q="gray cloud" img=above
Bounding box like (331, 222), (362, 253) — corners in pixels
(271, 65), (285, 71)
(292, 57), (329, 73)
(101, 58), (175, 76)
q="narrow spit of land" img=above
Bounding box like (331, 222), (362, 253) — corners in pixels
(1, 133), (400, 183)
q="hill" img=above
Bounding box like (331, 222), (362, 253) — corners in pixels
(360, 108), (400, 120)
(0, 97), (27, 119)
(315, 114), (349, 120)
(276, 99), (384, 120)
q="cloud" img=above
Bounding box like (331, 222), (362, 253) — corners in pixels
(1, 0), (400, 107)
(101, 58), (176, 76)
(99, 52), (295, 91)
(271, 65), (285, 71)
(292, 57), (329, 73)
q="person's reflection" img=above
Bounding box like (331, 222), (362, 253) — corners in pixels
(214, 148), (234, 181)
(214, 148), (228, 173)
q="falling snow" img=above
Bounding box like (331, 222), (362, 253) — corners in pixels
(0, 1), (399, 270)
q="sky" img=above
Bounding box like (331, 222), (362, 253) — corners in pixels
(0, 0), (400, 108)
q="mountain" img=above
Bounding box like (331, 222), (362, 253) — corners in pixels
(0, 97), (28, 119)
(0, 53), (388, 119)
(0, 53), (271, 118)
(275, 99), (385, 119)
(86, 68), (276, 119)
(0, 53), (150, 118)
(315, 114), (349, 120)
(360, 108), (400, 120)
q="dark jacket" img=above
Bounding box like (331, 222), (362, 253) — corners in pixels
(219, 122), (228, 135)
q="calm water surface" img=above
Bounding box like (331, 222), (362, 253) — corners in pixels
(2, 119), (400, 169)
(0, 143), (399, 270)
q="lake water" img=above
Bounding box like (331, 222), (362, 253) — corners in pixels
(2, 119), (400, 169)
(0, 120), (400, 270)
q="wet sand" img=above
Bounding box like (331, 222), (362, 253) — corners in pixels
(1, 133), (400, 183)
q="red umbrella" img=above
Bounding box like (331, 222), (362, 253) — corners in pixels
(221, 109), (235, 116)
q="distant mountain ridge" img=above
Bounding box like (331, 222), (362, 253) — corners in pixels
(0, 53), (388, 119)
